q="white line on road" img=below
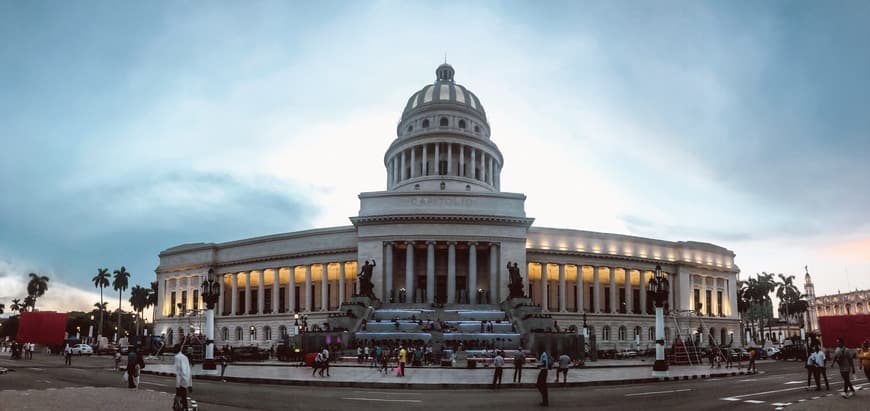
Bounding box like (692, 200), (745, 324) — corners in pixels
(738, 379), (758, 382)
(625, 389), (691, 397)
(343, 397), (422, 403)
(783, 380), (804, 384)
(744, 400), (764, 404)
(139, 382), (168, 387)
(352, 390), (423, 396)
(721, 397), (740, 401)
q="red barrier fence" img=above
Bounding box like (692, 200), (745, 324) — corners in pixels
(16, 311), (68, 345)
(818, 314), (870, 348)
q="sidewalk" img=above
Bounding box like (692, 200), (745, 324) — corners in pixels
(138, 359), (754, 389)
(0, 386), (237, 411)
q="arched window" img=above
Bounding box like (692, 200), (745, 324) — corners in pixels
(235, 327), (243, 341)
(279, 325), (287, 337)
(422, 119), (430, 128)
(264, 326), (272, 341)
(602, 326), (611, 341)
(618, 326), (627, 341)
(221, 327), (229, 341)
(648, 327), (655, 341)
(458, 119), (466, 129)
(250, 326), (257, 340)
(634, 326), (642, 341)
(439, 117), (448, 127)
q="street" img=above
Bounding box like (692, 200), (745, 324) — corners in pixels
(1, 354), (867, 410)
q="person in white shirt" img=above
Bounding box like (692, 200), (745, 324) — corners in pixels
(492, 351), (505, 389)
(806, 349), (817, 390)
(173, 346), (193, 411)
(811, 345), (830, 391)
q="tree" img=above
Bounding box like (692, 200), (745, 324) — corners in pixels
(10, 298), (22, 313)
(92, 268), (110, 339)
(112, 266), (130, 342)
(23, 295), (35, 311)
(128, 285), (148, 336)
(26, 273), (50, 310)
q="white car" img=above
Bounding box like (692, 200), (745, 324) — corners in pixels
(763, 346), (781, 359)
(70, 344), (93, 355)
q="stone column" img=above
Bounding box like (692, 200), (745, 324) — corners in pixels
(593, 266), (600, 313)
(468, 242), (478, 304)
(272, 268), (279, 314)
(447, 242), (456, 304)
(288, 266), (296, 313)
(217, 274), (224, 316)
(625, 268), (632, 314)
(470, 149), (476, 179)
(405, 241), (415, 303)
(489, 243), (498, 303)
(258, 270), (265, 314)
(540, 263), (549, 312)
(447, 143), (453, 176)
(728, 278), (738, 318)
(610, 268), (617, 314)
(304, 265), (312, 312)
(576, 265), (583, 313)
(559, 264), (567, 312)
(460, 145), (465, 177)
(321, 264), (328, 311)
(411, 147), (416, 178)
(422, 144), (428, 176)
(244, 272), (251, 315)
(401, 151), (407, 180)
(480, 152), (486, 182)
(231, 273), (239, 316)
(385, 243), (394, 302)
(435, 143), (440, 174)
(338, 262), (345, 306)
(426, 241), (435, 304)
(639, 270), (647, 315)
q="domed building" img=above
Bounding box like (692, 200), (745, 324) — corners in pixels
(154, 64), (742, 354)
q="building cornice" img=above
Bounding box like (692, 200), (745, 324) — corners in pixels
(350, 214), (535, 228)
(526, 248), (739, 274)
(156, 247), (358, 275)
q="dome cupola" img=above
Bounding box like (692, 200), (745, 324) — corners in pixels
(384, 64), (503, 193)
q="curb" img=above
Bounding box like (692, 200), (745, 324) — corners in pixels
(135, 368), (753, 390)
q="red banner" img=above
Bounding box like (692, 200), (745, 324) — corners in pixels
(818, 314), (870, 348)
(16, 311), (68, 345)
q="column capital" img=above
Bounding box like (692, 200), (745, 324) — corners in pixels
(447, 241), (457, 246)
(405, 240), (415, 246)
(426, 240), (437, 246)
(468, 241), (478, 247)
(488, 242), (499, 247)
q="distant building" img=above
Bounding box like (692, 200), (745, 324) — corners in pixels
(804, 268), (870, 332)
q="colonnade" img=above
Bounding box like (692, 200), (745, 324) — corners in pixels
(386, 142), (501, 189)
(383, 241), (499, 305)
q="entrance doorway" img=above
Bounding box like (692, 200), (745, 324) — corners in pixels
(435, 276), (447, 304)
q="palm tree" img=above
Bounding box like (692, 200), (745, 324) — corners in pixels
(112, 266), (130, 342)
(776, 273), (798, 340)
(128, 285), (148, 336)
(93, 301), (108, 338)
(92, 268), (110, 338)
(147, 281), (158, 322)
(10, 298), (22, 313)
(23, 296), (35, 311)
(0, 303), (5, 314)
(26, 273), (50, 310)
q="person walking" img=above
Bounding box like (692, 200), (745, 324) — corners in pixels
(536, 351), (550, 406)
(63, 344), (72, 366)
(321, 346), (331, 377)
(219, 355), (229, 382)
(814, 345), (831, 390)
(832, 337), (856, 398)
(859, 340), (870, 385)
(556, 353), (570, 384)
(513, 348), (526, 383)
(127, 349), (143, 388)
(114, 350), (121, 371)
(312, 351), (323, 377)
(173, 347), (193, 411)
(806, 347), (818, 391)
(398, 345), (407, 377)
(748, 347), (757, 373)
(492, 351), (505, 389)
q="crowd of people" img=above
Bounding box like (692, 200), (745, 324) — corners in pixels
(2, 341), (34, 360)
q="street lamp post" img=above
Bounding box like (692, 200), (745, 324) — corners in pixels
(200, 268), (221, 370)
(648, 264), (670, 377)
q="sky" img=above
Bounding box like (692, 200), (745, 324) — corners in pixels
(1, 1), (868, 318)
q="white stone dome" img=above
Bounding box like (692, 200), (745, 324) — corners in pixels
(401, 63), (487, 123)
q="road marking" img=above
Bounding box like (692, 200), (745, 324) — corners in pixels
(744, 400), (764, 404)
(140, 382), (168, 387)
(721, 397), (740, 401)
(771, 403), (791, 406)
(784, 380), (804, 384)
(352, 390), (423, 396)
(738, 379), (758, 382)
(342, 397), (422, 403)
(625, 389), (691, 397)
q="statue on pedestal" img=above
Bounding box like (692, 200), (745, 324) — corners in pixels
(358, 260), (376, 300)
(507, 261), (525, 298)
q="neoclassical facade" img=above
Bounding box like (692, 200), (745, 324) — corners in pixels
(805, 269), (870, 332)
(154, 64), (742, 350)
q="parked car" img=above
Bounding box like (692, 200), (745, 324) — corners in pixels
(70, 344), (93, 356)
(763, 346), (781, 359)
(728, 348), (749, 361)
(779, 344), (808, 361)
(230, 346), (269, 362)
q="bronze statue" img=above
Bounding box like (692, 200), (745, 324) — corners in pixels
(358, 260), (377, 299)
(508, 261), (525, 298)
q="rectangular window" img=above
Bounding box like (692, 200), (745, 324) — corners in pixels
(279, 287), (286, 313)
(265, 288), (272, 313)
(589, 286), (595, 312)
(706, 290), (712, 316)
(632, 289), (641, 314)
(192, 290), (199, 310)
(238, 291), (245, 315)
(619, 288), (626, 313)
(250, 290), (258, 314)
(181, 291), (187, 312)
(170, 292), (176, 317)
(717, 291), (723, 316)
(694, 289), (701, 313)
(294, 286), (300, 313)
(604, 287), (611, 312)
(439, 160), (448, 175)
